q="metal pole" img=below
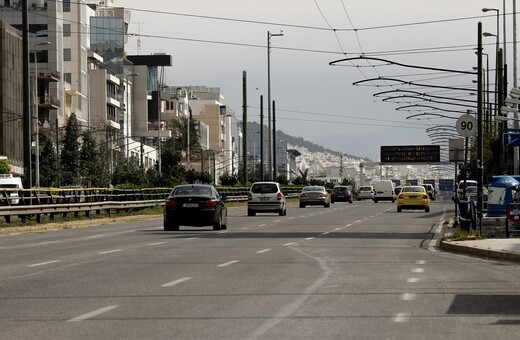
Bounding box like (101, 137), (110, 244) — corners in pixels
(514, 0), (519, 174)
(260, 95), (264, 181)
(22, 0), (32, 189)
(267, 31), (272, 181)
(242, 70), (248, 184)
(267, 30), (283, 181)
(272, 100), (277, 180)
(33, 51), (39, 187)
(477, 22), (484, 226)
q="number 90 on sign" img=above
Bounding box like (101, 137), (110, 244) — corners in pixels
(456, 114), (477, 137)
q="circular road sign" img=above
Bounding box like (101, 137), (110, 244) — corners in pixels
(456, 114), (477, 138)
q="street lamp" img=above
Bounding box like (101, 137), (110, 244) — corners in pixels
(32, 41), (50, 188)
(267, 30), (283, 181)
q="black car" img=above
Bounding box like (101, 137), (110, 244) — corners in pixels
(163, 184), (227, 231)
(331, 186), (353, 204)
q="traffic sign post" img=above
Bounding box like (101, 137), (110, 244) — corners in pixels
(456, 114), (477, 138)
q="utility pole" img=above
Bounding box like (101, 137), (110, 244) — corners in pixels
(260, 95), (264, 181)
(22, 0), (32, 189)
(272, 100), (276, 180)
(242, 71), (248, 184)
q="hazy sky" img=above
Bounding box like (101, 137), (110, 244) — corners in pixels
(119, 1), (509, 160)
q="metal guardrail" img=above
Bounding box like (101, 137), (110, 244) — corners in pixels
(0, 186), (304, 224)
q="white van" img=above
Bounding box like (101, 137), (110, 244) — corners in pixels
(457, 179), (478, 197)
(0, 174), (23, 205)
(373, 180), (396, 203)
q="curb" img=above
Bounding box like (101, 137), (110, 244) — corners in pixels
(440, 240), (520, 263)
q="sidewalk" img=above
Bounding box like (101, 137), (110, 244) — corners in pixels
(440, 238), (520, 263)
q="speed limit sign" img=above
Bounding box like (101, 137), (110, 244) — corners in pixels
(456, 114), (477, 137)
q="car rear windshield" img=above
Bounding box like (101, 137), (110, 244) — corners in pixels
(252, 184), (279, 194)
(333, 187), (348, 192)
(402, 187), (424, 193)
(174, 187), (212, 196)
(303, 186), (324, 192)
(359, 187), (372, 191)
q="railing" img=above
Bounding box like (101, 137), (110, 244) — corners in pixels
(0, 187), (304, 224)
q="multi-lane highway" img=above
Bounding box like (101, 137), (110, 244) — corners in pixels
(1, 201), (519, 339)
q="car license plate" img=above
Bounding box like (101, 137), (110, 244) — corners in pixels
(260, 197), (270, 201)
(183, 203), (199, 208)
(409, 196), (417, 199)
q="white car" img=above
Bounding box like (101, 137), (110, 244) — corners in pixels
(357, 186), (374, 201)
(247, 182), (287, 216)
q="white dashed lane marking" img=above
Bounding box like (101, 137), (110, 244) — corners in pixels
(407, 278), (421, 283)
(97, 249), (123, 255)
(218, 260), (239, 267)
(162, 277), (192, 287)
(148, 242), (166, 246)
(27, 260), (61, 267)
(256, 249), (271, 254)
(68, 306), (118, 322)
(393, 313), (411, 323)
(401, 293), (417, 301)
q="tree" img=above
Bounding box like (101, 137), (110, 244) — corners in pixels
(60, 113), (81, 186)
(0, 159), (11, 174)
(38, 134), (57, 187)
(80, 130), (102, 187)
(159, 137), (185, 186)
(172, 114), (201, 162)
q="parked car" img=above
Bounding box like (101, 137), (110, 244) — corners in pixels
(299, 185), (330, 208)
(357, 185), (375, 201)
(373, 180), (396, 203)
(421, 184), (436, 201)
(247, 182), (287, 216)
(397, 185), (430, 212)
(163, 184), (227, 231)
(453, 179), (478, 201)
(331, 185), (353, 204)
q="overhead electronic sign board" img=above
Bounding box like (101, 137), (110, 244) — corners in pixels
(380, 145), (441, 163)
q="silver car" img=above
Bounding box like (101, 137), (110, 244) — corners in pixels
(299, 186), (331, 208)
(357, 186), (375, 201)
(247, 182), (287, 216)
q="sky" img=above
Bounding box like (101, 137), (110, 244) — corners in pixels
(119, 0), (510, 160)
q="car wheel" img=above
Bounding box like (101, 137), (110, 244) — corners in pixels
(247, 209), (256, 216)
(374, 199), (378, 203)
(164, 221), (179, 231)
(425, 207), (430, 213)
(299, 203), (305, 208)
(213, 213), (222, 231)
(397, 207), (402, 212)
(279, 207), (285, 216)
(324, 203), (330, 208)
(349, 200), (353, 204)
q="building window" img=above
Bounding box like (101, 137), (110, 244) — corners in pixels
(64, 73), (72, 84)
(63, 0), (70, 12)
(63, 24), (71, 37)
(63, 48), (71, 61)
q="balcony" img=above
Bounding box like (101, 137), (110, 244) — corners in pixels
(39, 95), (60, 109)
(38, 69), (60, 82)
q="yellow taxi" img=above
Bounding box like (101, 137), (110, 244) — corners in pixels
(396, 185), (430, 212)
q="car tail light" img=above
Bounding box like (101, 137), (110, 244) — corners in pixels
(319, 194), (326, 198)
(300, 194), (307, 198)
(165, 200), (176, 207)
(248, 192), (252, 200)
(422, 194), (428, 199)
(398, 194), (404, 199)
(205, 200), (217, 207)
(277, 192), (283, 201)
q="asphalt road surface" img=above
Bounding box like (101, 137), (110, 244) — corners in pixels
(1, 201), (519, 339)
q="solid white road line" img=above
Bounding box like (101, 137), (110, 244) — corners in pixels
(68, 306), (118, 322)
(218, 260), (239, 267)
(86, 235), (104, 239)
(411, 268), (424, 273)
(97, 249), (123, 255)
(284, 242), (296, 246)
(162, 277), (192, 287)
(187, 237), (199, 240)
(27, 260), (61, 267)
(39, 241), (60, 245)
(305, 237), (315, 240)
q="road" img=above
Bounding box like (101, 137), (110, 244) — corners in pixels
(1, 201), (519, 339)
